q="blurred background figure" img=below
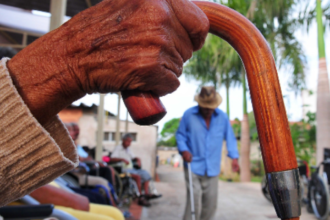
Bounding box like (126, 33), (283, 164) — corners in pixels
(176, 86), (239, 220)
(111, 134), (162, 207)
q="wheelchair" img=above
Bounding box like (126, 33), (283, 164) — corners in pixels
(0, 195), (78, 220)
(106, 160), (140, 208)
(307, 158), (330, 220)
(61, 162), (118, 206)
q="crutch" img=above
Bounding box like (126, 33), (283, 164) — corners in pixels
(188, 163), (196, 220)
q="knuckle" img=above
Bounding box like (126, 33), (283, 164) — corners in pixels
(147, 1), (171, 26)
(199, 14), (210, 34)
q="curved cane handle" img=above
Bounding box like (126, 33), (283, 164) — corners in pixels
(124, 0), (297, 171)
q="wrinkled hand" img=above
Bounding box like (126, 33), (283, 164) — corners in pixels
(232, 159), (239, 173)
(182, 151), (192, 162)
(7, 0), (209, 125)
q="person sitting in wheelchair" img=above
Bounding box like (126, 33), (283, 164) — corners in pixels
(111, 134), (162, 207)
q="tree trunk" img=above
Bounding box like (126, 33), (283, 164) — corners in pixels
(316, 0), (330, 163)
(226, 79), (230, 119)
(240, 69), (251, 182)
(240, 114), (251, 181)
(316, 58), (330, 163)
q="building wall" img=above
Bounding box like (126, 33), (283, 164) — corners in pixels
(78, 113), (98, 148)
(157, 147), (179, 165)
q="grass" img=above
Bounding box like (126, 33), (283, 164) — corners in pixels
(251, 176), (263, 183)
(219, 174), (263, 183)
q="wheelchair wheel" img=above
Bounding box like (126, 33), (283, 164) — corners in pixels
(113, 169), (123, 198)
(261, 175), (272, 203)
(310, 174), (330, 220)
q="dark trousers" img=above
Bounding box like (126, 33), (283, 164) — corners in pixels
(89, 167), (114, 186)
(69, 187), (107, 205)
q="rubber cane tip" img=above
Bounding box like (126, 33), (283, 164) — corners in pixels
(122, 90), (167, 126)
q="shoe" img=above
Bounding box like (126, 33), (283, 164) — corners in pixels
(138, 196), (151, 207)
(145, 194), (162, 200)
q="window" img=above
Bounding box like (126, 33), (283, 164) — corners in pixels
(103, 132), (137, 142)
(103, 132), (112, 141)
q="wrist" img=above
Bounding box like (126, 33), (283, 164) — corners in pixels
(6, 30), (85, 125)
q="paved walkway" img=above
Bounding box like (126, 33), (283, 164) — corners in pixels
(141, 165), (315, 220)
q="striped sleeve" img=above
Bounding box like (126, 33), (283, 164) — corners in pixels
(0, 58), (78, 206)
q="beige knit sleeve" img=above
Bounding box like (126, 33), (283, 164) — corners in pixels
(0, 58), (78, 206)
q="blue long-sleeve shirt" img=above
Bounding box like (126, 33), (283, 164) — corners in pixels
(176, 106), (239, 177)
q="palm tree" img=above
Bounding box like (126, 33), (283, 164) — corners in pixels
(315, 0), (330, 164)
(299, 0), (330, 164)
(185, 0), (306, 182)
(223, 0), (306, 182)
(184, 34), (241, 117)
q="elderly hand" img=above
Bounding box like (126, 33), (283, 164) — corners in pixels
(182, 151), (192, 162)
(232, 159), (240, 173)
(7, 0), (209, 125)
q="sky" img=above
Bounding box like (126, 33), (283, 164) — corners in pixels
(1, 1), (330, 133)
(73, 8), (330, 133)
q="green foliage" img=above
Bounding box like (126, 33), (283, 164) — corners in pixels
(297, 0), (330, 33)
(248, 112), (258, 141)
(160, 118), (180, 138)
(224, 0), (307, 93)
(290, 112), (316, 163)
(158, 118), (180, 147)
(231, 112), (258, 140)
(231, 118), (241, 138)
(250, 159), (265, 179)
(157, 136), (177, 147)
(231, 110), (315, 164)
(184, 34), (241, 91)
(185, 0), (307, 121)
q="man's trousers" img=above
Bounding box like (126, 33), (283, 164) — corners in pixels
(183, 168), (218, 220)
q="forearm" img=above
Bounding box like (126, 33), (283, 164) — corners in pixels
(30, 185), (90, 211)
(226, 140), (239, 159)
(7, 29), (85, 125)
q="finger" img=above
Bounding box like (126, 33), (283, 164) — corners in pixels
(159, 47), (184, 77)
(170, 26), (193, 63)
(125, 60), (180, 97)
(142, 65), (181, 96)
(167, 0), (209, 51)
(164, 14), (193, 62)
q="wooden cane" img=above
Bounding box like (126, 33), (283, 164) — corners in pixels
(122, 2), (301, 219)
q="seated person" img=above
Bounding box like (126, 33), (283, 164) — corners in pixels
(66, 122), (117, 187)
(29, 184), (124, 220)
(65, 123), (117, 205)
(55, 177), (108, 205)
(111, 134), (162, 207)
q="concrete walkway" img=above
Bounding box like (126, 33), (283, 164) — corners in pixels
(142, 165), (316, 220)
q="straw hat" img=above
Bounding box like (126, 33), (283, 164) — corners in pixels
(194, 86), (222, 109)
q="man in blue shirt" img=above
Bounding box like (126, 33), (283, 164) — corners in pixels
(176, 86), (240, 220)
